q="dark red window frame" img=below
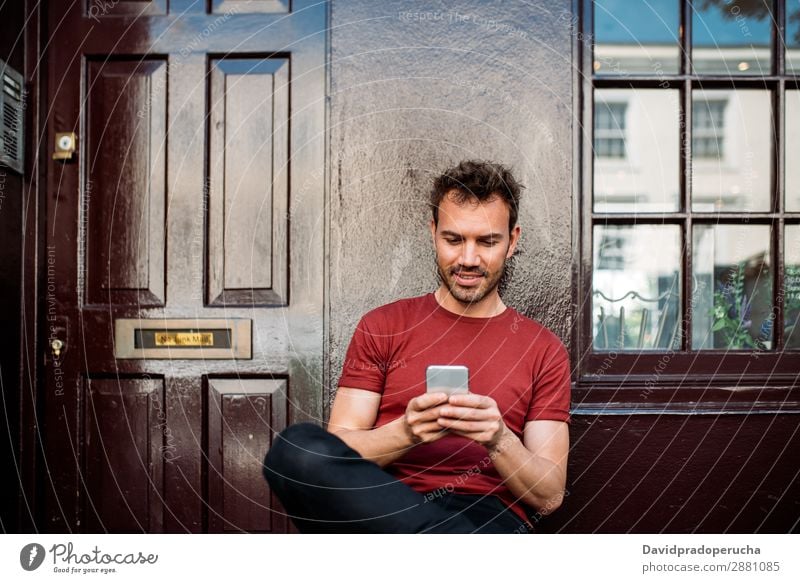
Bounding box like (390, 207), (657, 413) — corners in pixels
(572, 0), (800, 413)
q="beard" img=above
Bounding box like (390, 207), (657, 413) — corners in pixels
(435, 255), (509, 305)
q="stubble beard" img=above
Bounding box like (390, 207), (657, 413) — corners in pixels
(435, 258), (507, 305)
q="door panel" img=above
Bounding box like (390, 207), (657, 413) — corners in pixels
(87, 0), (168, 18)
(43, 0), (326, 533)
(207, 378), (288, 533)
(85, 58), (167, 306)
(211, 1), (290, 15)
(207, 57), (289, 306)
(83, 376), (165, 533)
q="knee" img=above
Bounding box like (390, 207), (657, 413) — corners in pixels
(262, 423), (341, 484)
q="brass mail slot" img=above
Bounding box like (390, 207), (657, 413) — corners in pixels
(115, 319), (251, 359)
(154, 332), (214, 347)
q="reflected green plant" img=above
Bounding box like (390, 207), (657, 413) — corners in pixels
(710, 261), (764, 349)
(785, 265), (800, 342)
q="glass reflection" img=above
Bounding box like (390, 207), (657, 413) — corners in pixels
(692, 224), (772, 350)
(692, 0), (772, 75)
(691, 89), (771, 212)
(594, 89), (680, 212)
(593, 225), (681, 350)
(787, 91), (800, 211)
(786, 225), (800, 348)
(594, 0), (680, 76)
(787, 1), (800, 73)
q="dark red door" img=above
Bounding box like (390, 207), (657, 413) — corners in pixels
(42, 0), (326, 533)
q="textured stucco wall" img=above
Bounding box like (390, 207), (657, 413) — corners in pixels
(327, 0), (575, 415)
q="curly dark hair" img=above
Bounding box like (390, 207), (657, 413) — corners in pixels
(429, 160), (524, 231)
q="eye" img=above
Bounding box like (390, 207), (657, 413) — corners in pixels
(444, 238), (461, 245)
(480, 240), (499, 246)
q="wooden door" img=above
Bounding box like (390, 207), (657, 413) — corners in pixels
(42, 0), (326, 533)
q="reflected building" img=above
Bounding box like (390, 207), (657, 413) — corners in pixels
(590, 0), (800, 351)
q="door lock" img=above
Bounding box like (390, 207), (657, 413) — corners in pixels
(51, 338), (64, 359)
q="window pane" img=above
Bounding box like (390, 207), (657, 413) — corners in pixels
(594, 100), (627, 158)
(786, 224), (800, 348)
(787, 1), (800, 74)
(787, 90), (800, 211)
(594, 0), (680, 76)
(593, 225), (681, 350)
(691, 89), (771, 212)
(692, 0), (772, 75)
(692, 224), (772, 350)
(594, 89), (680, 212)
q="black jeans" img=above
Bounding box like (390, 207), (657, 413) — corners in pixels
(262, 422), (532, 534)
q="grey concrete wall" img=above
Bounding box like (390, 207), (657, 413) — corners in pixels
(327, 0), (575, 414)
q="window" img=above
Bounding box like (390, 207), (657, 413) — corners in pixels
(789, 4), (800, 73)
(594, 101), (627, 158)
(581, 0), (800, 383)
(593, 225), (680, 350)
(595, 229), (627, 271)
(692, 99), (726, 159)
(593, 89), (680, 213)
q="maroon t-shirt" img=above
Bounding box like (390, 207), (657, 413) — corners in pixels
(336, 292), (572, 523)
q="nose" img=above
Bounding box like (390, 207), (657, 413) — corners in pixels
(459, 241), (481, 268)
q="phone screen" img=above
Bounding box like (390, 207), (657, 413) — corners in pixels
(426, 365), (469, 395)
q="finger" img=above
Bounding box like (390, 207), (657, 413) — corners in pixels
(413, 421), (449, 435)
(410, 392), (449, 411)
(414, 405), (449, 423)
(437, 418), (496, 433)
(447, 393), (493, 408)
(446, 428), (492, 442)
(438, 405), (493, 421)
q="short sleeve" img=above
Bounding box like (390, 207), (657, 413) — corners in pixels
(526, 341), (572, 424)
(336, 314), (389, 393)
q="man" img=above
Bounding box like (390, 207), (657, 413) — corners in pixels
(263, 160), (571, 533)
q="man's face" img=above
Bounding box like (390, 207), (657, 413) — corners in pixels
(430, 190), (521, 304)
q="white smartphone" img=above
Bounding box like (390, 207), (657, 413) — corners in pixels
(426, 365), (469, 395)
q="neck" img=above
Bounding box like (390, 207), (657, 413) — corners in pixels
(434, 285), (506, 318)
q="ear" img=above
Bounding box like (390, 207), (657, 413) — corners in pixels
(429, 218), (437, 241)
(506, 225), (521, 258)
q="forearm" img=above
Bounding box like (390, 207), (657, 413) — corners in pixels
(327, 416), (414, 468)
(489, 428), (566, 514)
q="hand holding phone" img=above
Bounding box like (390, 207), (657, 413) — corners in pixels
(403, 391), (450, 445)
(402, 365), (469, 446)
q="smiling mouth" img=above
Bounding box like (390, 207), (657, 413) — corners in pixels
(453, 270), (485, 285)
